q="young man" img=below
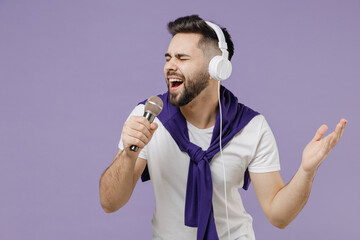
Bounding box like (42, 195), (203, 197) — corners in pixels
(99, 15), (347, 240)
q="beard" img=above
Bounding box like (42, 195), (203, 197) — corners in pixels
(168, 70), (209, 107)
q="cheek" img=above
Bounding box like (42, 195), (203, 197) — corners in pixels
(182, 64), (196, 77)
(188, 65), (208, 80)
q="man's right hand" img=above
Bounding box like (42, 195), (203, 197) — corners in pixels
(100, 115), (157, 213)
(122, 115), (158, 159)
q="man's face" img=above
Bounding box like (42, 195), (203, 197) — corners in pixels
(164, 33), (209, 107)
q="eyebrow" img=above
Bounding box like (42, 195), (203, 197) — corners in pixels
(165, 53), (191, 58)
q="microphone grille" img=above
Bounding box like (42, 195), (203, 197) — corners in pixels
(145, 96), (163, 116)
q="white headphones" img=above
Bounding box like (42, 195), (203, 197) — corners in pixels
(205, 21), (233, 81)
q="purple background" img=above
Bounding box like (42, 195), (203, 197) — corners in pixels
(1, 0), (359, 239)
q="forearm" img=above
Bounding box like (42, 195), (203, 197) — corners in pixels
(99, 150), (137, 213)
(253, 119), (346, 229)
(269, 167), (315, 229)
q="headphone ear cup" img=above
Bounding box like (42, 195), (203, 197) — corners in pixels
(209, 56), (232, 81)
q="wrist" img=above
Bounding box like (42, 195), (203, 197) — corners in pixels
(121, 148), (139, 165)
(299, 164), (317, 182)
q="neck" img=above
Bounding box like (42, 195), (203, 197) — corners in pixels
(180, 83), (219, 129)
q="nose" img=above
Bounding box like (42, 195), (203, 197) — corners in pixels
(164, 58), (178, 74)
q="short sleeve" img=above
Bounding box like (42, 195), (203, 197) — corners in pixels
(248, 117), (280, 173)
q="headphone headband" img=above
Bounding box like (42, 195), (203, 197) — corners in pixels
(205, 21), (229, 59)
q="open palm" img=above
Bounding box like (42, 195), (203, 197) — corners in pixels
(302, 119), (347, 173)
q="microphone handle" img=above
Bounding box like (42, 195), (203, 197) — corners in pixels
(130, 111), (155, 152)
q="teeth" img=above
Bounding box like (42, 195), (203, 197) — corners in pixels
(169, 79), (183, 82)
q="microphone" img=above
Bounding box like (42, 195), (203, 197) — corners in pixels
(130, 96), (163, 152)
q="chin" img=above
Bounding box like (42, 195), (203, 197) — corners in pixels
(168, 94), (183, 107)
(169, 96), (182, 107)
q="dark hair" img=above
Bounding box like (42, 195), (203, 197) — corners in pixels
(167, 15), (234, 60)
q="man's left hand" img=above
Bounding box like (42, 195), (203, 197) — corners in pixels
(301, 118), (347, 175)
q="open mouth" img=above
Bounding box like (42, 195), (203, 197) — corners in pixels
(169, 78), (184, 92)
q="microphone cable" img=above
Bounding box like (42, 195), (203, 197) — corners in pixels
(217, 80), (231, 240)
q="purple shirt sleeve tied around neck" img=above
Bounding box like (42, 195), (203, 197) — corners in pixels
(139, 86), (259, 239)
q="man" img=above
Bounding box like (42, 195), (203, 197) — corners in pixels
(99, 15), (347, 240)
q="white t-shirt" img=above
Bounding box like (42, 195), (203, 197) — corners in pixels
(119, 104), (280, 240)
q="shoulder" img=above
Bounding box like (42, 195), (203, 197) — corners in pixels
(226, 115), (266, 149)
(248, 114), (265, 125)
(231, 114), (276, 147)
(241, 114), (266, 134)
(246, 114), (275, 134)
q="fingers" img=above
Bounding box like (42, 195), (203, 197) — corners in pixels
(316, 132), (332, 160)
(150, 122), (158, 132)
(302, 118), (347, 172)
(319, 118), (347, 151)
(313, 118), (347, 142)
(330, 118), (347, 146)
(122, 116), (156, 150)
(335, 118), (347, 140)
(313, 124), (328, 141)
(126, 116), (152, 137)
